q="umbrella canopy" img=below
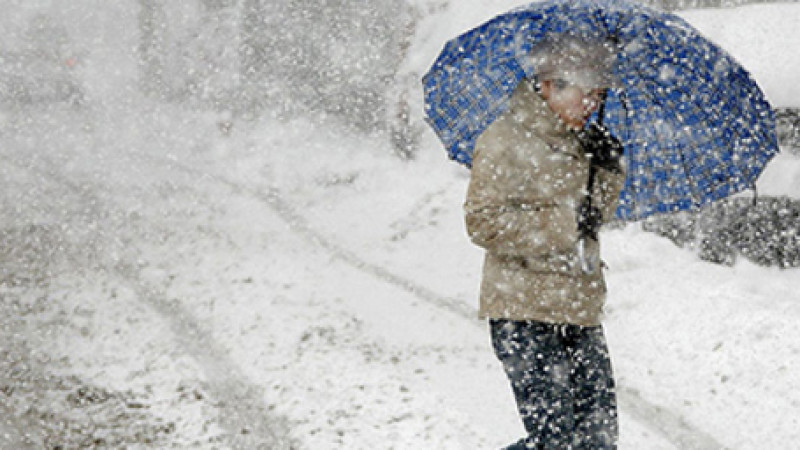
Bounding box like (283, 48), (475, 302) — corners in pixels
(422, 0), (779, 221)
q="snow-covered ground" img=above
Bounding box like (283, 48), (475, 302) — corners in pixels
(2, 1), (799, 449)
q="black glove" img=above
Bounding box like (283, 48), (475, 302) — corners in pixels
(577, 196), (602, 241)
(578, 123), (624, 173)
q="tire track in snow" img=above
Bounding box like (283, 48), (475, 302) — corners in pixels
(112, 261), (295, 450)
(617, 387), (724, 450)
(241, 184), (476, 322)
(154, 158), (725, 450)
(0, 152), (294, 449)
(136, 155), (476, 322)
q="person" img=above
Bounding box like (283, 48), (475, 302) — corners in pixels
(464, 37), (626, 449)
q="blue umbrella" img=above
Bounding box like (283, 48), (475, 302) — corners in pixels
(422, 0), (779, 221)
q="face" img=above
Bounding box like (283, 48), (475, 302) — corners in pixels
(540, 78), (605, 130)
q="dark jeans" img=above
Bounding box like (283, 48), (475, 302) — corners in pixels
(490, 319), (618, 449)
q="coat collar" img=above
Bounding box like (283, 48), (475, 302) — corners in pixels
(507, 80), (583, 157)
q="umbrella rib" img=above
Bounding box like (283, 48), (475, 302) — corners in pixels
(616, 48), (693, 216)
(646, 21), (775, 197)
(674, 64), (772, 200)
(623, 17), (773, 213)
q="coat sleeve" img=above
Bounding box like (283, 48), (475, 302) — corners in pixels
(593, 163), (626, 223)
(463, 129), (580, 256)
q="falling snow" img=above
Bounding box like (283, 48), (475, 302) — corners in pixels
(1, 1), (799, 449)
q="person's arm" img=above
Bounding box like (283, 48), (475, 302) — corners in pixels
(464, 130), (579, 256)
(593, 163), (625, 223)
(577, 124), (626, 236)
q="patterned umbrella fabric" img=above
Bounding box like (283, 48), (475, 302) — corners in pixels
(422, 0), (779, 221)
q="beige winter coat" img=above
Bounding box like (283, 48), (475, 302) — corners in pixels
(465, 81), (625, 326)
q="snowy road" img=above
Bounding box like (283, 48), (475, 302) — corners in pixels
(3, 101), (797, 448)
(2, 105), (294, 448)
(1, 103), (484, 447)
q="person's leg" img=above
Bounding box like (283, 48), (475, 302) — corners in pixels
(490, 319), (575, 449)
(567, 325), (618, 449)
